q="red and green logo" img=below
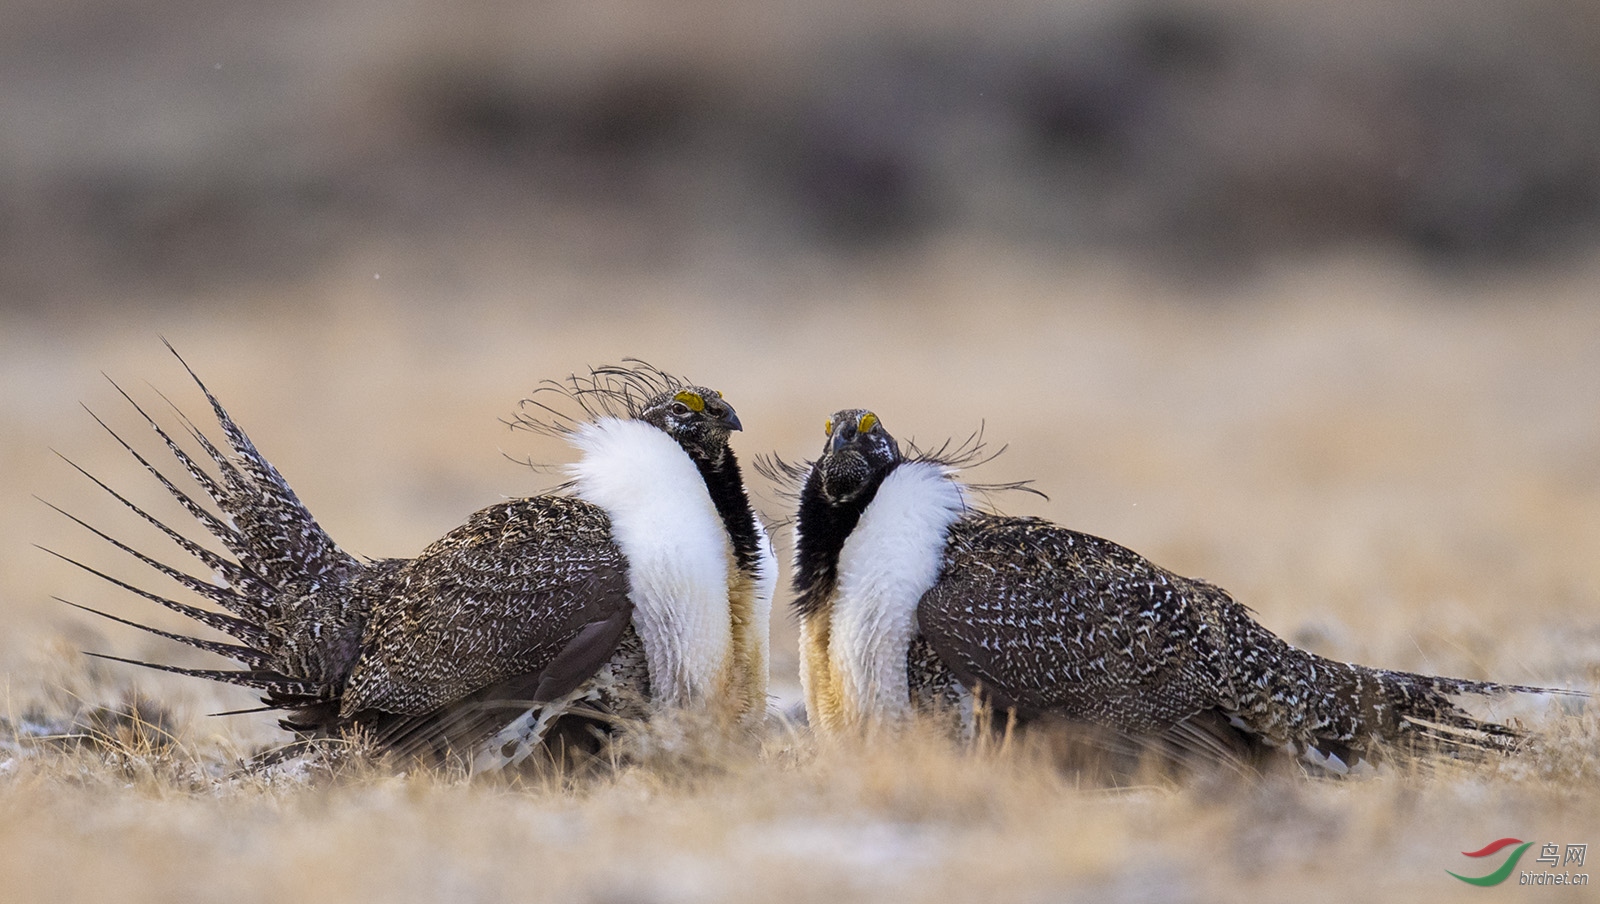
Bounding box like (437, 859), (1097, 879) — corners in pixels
(1449, 838), (1533, 886)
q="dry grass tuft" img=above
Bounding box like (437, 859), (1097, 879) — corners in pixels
(0, 636), (1594, 902)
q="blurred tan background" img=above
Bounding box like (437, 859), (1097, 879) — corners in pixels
(3, 0), (1599, 725)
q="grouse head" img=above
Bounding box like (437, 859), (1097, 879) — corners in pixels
(639, 386), (743, 463)
(817, 408), (901, 503)
(785, 408), (906, 616)
(512, 361), (743, 465)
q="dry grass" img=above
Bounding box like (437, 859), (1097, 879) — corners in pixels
(3, 248), (1599, 901)
(1, 674), (1596, 904)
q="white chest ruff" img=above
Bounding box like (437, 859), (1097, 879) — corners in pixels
(830, 461), (966, 726)
(567, 418), (732, 707)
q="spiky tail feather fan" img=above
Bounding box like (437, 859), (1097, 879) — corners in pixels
(1220, 606), (1568, 771)
(42, 342), (370, 735)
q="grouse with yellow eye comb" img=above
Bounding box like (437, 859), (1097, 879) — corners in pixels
(779, 409), (1575, 773)
(44, 350), (774, 771)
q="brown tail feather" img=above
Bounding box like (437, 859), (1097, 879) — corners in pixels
(1222, 607), (1578, 769)
(59, 598), (272, 669)
(39, 498), (260, 619)
(79, 399), (247, 561)
(1357, 666), (1557, 755)
(51, 346), (373, 736)
(83, 652), (323, 698)
(41, 545), (274, 650)
(161, 340), (358, 589)
(51, 450), (256, 595)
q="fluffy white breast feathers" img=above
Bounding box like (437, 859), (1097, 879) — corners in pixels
(831, 460), (967, 725)
(566, 417), (733, 707)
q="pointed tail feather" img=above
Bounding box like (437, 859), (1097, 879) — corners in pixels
(50, 348), (372, 734)
(38, 496), (263, 620)
(49, 451), (260, 601)
(1294, 662), (1583, 769)
(161, 341), (357, 589)
(1221, 607), (1581, 768)
(83, 652), (325, 698)
(42, 545), (274, 650)
(59, 598), (273, 669)
(79, 397), (248, 570)
(1360, 667), (1578, 757)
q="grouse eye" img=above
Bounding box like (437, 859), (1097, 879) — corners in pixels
(670, 389), (706, 416)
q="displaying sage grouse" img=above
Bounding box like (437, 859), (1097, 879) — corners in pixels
(782, 408), (1569, 773)
(46, 350), (774, 771)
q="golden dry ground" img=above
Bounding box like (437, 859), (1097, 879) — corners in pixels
(2, 246), (1598, 901)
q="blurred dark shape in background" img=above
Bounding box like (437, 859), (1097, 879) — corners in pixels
(3, 0), (1599, 308)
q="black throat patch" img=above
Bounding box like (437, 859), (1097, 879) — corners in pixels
(692, 448), (765, 575)
(790, 462), (893, 618)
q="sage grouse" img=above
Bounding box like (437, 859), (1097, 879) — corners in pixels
(47, 351), (774, 771)
(783, 408), (1568, 772)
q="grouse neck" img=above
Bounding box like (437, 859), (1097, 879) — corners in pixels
(791, 463), (891, 618)
(828, 460), (967, 726)
(691, 449), (763, 575)
(565, 417), (733, 708)
(691, 442), (776, 722)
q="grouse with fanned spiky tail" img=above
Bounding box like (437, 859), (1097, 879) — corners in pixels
(45, 350), (774, 771)
(779, 408), (1575, 773)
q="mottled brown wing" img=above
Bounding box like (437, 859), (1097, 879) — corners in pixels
(917, 515), (1237, 734)
(340, 496), (633, 720)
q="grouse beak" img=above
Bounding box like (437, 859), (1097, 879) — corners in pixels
(828, 411), (875, 453)
(718, 406), (743, 433)
(829, 427), (853, 454)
